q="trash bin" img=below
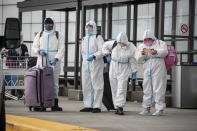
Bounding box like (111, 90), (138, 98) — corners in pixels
(172, 51), (197, 108)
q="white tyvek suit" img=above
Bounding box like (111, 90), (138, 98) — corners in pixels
(135, 30), (168, 111)
(102, 32), (137, 108)
(81, 21), (104, 108)
(32, 28), (65, 98)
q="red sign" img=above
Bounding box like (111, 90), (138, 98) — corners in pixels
(181, 24), (188, 34)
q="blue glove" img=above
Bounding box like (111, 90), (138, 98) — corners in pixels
(87, 55), (95, 62)
(39, 49), (47, 56)
(131, 72), (137, 81)
(106, 56), (111, 63)
(49, 58), (58, 66)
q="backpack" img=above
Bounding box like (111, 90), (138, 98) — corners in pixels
(39, 31), (59, 39)
(158, 40), (178, 70)
(103, 41), (117, 63)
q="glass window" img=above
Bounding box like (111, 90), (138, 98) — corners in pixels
(3, 0), (16, 4)
(0, 0), (2, 5)
(22, 24), (31, 41)
(164, 1), (172, 35)
(3, 5), (18, 23)
(194, 39), (197, 50)
(0, 6), (2, 23)
(0, 24), (3, 36)
(22, 12), (31, 23)
(60, 12), (65, 22)
(176, 0), (189, 36)
(46, 11), (61, 23)
(137, 3), (155, 40)
(68, 11), (76, 42)
(112, 6), (127, 39)
(86, 9), (94, 22)
(31, 24), (42, 41)
(68, 44), (75, 66)
(175, 38), (188, 62)
(32, 11), (42, 23)
(69, 11), (76, 22)
(68, 22), (75, 42)
(130, 5), (134, 40)
(195, 0), (197, 36)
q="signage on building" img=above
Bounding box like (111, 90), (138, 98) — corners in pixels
(180, 24), (189, 35)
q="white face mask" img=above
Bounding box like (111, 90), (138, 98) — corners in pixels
(85, 27), (93, 34)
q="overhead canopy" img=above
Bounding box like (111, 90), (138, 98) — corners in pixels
(17, 0), (77, 12)
(82, 0), (159, 6)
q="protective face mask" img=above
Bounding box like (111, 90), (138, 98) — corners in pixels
(144, 39), (153, 46)
(85, 27), (93, 34)
(144, 42), (153, 46)
(45, 26), (53, 31)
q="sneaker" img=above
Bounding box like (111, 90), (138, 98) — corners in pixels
(139, 108), (150, 115)
(152, 110), (163, 116)
(80, 108), (93, 112)
(115, 107), (124, 115)
(92, 108), (101, 113)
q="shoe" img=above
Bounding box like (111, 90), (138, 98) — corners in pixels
(152, 110), (163, 116)
(115, 107), (124, 115)
(33, 107), (46, 112)
(92, 108), (101, 113)
(51, 99), (63, 111)
(139, 108), (150, 115)
(80, 108), (93, 112)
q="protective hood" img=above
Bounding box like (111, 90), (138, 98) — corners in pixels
(85, 21), (97, 35)
(44, 17), (56, 33)
(116, 32), (129, 45)
(143, 29), (155, 40)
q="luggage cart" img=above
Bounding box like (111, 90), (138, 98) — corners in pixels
(0, 56), (28, 100)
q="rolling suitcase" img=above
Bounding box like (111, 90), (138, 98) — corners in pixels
(24, 56), (54, 111)
(102, 71), (115, 111)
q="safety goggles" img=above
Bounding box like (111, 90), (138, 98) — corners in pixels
(85, 24), (93, 28)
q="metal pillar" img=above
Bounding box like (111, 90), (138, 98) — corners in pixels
(133, 4), (137, 45)
(127, 5), (131, 41)
(107, 3), (112, 39)
(74, 0), (81, 90)
(158, 0), (165, 40)
(171, 0), (177, 47)
(155, 2), (159, 38)
(42, 10), (46, 31)
(18, 11), (22, 31)
(101, 5), (106, 39)
(81, 6), (86, 37)
(188, 0), (195, 62)
(64, 11), (69, 87)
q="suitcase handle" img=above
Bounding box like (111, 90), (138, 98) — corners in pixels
(42, 55), (49, 67)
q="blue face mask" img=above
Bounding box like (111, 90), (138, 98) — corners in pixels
(45, 26), (53, 31)
(85, 27), (93, 34)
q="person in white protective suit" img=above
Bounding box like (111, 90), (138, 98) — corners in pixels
(80, 21), (104, 113)
(32, 17), (65, 111)
(102, 32), (137, 115)
(135, 30), (168, 116)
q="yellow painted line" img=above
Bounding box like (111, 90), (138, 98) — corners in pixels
(6, 114), (98, 131)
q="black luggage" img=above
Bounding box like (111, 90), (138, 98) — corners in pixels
(102, 71), (115, 111)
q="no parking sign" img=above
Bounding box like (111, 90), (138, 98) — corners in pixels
(180, 24), (189, 35)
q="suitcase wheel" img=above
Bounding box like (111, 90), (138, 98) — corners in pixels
(29, 107), (32, 111)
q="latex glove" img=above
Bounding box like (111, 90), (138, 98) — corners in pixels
(87, 55), (95, 62)
(39, 49), (47, 56)
(106, 56), (111, 63)
(49, 58), (58, 66)
(131, 72), (137, 81)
